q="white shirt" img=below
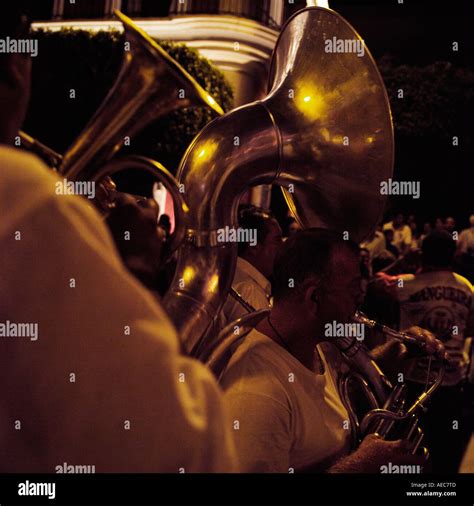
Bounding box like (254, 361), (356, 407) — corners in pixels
(383, 221), (413, 253)
(219, 257), (272, 327)
(360, 230), (386, 260)
(458, 227), (474, 255)
(392, 271), (474, 386)
(220, 330), (350, 472)
(0, 146), (237, 472)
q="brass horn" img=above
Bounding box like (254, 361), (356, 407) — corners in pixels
(59, 10), (223, 182)
(18, 131), (62, 169)
(337, 311), (446, 457)
(163, 7), (394, 352)
(19, 10), (223, 254)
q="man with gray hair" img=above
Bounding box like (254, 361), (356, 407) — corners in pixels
(220, 228), (445, 472)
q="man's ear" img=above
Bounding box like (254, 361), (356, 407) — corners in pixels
(304, 286), (318, 315)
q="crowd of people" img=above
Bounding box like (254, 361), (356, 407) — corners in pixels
(360, 213), (474, 283)
(209, 207), (473, 473)
(1, 4), (472, 476)
(359, 213), (474, 473)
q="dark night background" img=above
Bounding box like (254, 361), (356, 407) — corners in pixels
(334, 0), (473, 229)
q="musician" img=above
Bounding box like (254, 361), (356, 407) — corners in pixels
(383, 213), (412, 255)
(0, 4), (236, 472)
(218, 205), (283, 327)
(383, 230), (474, 472)
(220, 229), (445, 472)
(457, 214), (474, 256)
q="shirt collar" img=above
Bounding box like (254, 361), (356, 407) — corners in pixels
(237, 257), (271, 295)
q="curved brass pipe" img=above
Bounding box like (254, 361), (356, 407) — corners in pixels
(163, 102), (280, 350)
(165, 7), (394, 353)
(18, 10), (221, 260)
(60, 10), (223, 182)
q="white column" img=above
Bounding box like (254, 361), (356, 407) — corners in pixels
(307, 0), (330, 7)
(104, 0), (112, 16)
(53, 0), (65, 19)
(269, 0), (284, 27)
(112, 0), (122, 13)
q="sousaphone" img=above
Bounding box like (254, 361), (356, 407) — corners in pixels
(163, 7), (394, 352)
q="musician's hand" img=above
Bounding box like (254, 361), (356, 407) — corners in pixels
(401, 326), (446, 361)
(329, 433), (425, 473)
(94, 176), (117, 213)
(106, 192), (165, 291)
(357, 433), (425, 471)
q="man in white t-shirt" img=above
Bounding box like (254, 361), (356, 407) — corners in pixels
(457, 214), (474, 256)
(217, 206), (282, 330)
(383, 213), (412, 255)
(220, 229), (444, 472)
(360, 227), (386, 262)
(0, 6), (236, 472)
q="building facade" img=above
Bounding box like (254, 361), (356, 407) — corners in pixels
(31, 0), (328, 208)
(31, 0), (324, 106)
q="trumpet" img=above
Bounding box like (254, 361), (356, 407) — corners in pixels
(353, 311), (429, 348)
(206, 287), (445, 460)
(336, 311), (445, 457)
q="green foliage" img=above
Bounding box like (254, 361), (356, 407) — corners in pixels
(375, 58), (473, 221)
(377, 58), (474, 143)
(25, 28), (234, 172)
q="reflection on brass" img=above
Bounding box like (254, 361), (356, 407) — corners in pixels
(336, 311), (445, 457)
(60, 10), (223, 182)
(19, 10), (222, 254)
(164, 7), (394, 352)
(18, 131), (62, 169)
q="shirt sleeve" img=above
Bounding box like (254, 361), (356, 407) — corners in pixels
(403, 225), (413, 245)
(224, 390), (292, 472)
(457, 231), (467, 253)
(465, 290), (474, 337)
(0, 161), (237, 472)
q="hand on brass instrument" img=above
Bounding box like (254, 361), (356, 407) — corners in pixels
(329, 433), (425, 473)
(94, 176), (118, 213)
(106, 192), (165, 291)
(401, 326), (446, 362)
(356, 433), (424, 472)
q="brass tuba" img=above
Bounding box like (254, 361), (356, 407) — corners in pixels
(163, 6), (394, 353)
(19, 10), (224, 254)
(161, 6), (443, 460)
